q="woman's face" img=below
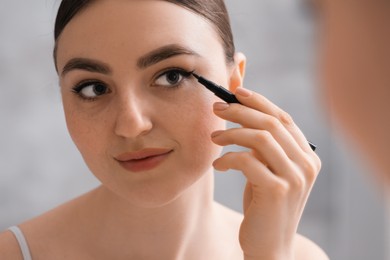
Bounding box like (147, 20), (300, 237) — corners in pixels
(56, 0), (241, 207)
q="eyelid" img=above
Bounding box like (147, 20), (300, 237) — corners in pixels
(72, 79), (104, 91)
(154, 67), (192, 80)
(151, 67), (193, 87)
(72, 79), (110, 101)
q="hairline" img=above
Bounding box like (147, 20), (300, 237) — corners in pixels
(53, 0), (235, 73)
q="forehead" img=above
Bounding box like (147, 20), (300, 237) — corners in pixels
(56, 0), (223, 70)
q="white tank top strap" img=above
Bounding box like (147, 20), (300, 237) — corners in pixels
(8, 226), (32, 260)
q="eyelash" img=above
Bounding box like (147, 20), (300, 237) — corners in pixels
(152, 67), (193, 89)
(71, 67), (194, 101)
(71, 80), (108, 102)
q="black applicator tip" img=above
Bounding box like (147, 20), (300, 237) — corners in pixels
(191, 72), (200, 80)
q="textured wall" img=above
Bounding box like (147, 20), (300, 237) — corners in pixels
(0, 0), (386, 259)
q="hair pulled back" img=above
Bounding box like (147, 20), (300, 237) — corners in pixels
(54, 0), (235, 65)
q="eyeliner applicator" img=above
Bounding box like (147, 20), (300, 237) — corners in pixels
(192, 73), (241, 104)
(191, 72), (317, 151)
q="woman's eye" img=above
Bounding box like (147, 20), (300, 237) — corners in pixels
(73, 82), (109, 99)
(154, 70), (189, 87)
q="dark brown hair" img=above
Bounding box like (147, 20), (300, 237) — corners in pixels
(53, 0), (235, 68)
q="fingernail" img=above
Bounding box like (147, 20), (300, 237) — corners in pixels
(235, 87), (252, 97)
(211, 130), (224, 138)
(212, 160), (228, 172)
(213, 102), (229, 111)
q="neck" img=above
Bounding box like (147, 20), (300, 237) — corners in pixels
(83, 170), (217, 259)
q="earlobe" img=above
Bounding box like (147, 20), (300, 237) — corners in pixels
(229, 52), (247, 93)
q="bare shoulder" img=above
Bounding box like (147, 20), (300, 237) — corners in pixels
(0, 189), (96, 260)
(213, 204), (329, 260)
(294, 234), (329, 260)
(0, 229), (23, 260)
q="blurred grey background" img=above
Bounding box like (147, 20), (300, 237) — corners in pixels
(0, 0), (387, 259)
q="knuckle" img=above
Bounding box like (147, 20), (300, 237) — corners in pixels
(269, 180), (290, 198)
(265, 116), (282, 131)
(314, 154), (322, 172)
(290, 173), (306, 190)
(279, 111), (294, 128)
(254, 130), (273, 145)
(301, 157), (319, 183)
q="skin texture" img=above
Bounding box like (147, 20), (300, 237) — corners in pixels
(319, 0), (390, 181)
(0, 0), (328, 259)
(57, 1), (228, 210)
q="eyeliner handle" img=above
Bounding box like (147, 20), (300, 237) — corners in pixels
(196, 76), (241, 104)
(194, 74), (316, 151)
(214, 88), (240, 104)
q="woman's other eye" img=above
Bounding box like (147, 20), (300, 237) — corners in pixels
(72, 81), (109, 100)
(154, 69), (191, 88)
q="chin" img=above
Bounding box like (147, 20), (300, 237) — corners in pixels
(107, 167), (212, 209)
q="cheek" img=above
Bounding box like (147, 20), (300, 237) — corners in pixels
(63, 100), (110, 167)
(168, 94), (225, 168)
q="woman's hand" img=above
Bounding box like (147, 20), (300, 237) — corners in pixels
(211, 87), (321, 260)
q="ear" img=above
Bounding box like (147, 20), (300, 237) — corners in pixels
(229, 52), (246, 93)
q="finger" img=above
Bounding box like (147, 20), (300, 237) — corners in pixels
(234, 87), (314, 153)
(214, 151), (293, 201)
(212, 128), (321, 182)
(213, 129), (302, 181)
(243, 182), (253, 214)
(213, 103), (307, 163)
(213, 151), (280, 186)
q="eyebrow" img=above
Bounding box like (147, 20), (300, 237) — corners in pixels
(136, 44), (200, 69)
(61, 58), (111, 77)
(61, 44), (200, 77)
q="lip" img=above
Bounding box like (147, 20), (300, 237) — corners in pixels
(115, 148), (173, 172)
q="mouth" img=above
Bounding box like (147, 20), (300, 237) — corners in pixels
(115, 148), (173, 173)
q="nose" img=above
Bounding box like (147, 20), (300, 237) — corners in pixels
(114, 94), (153, 139)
